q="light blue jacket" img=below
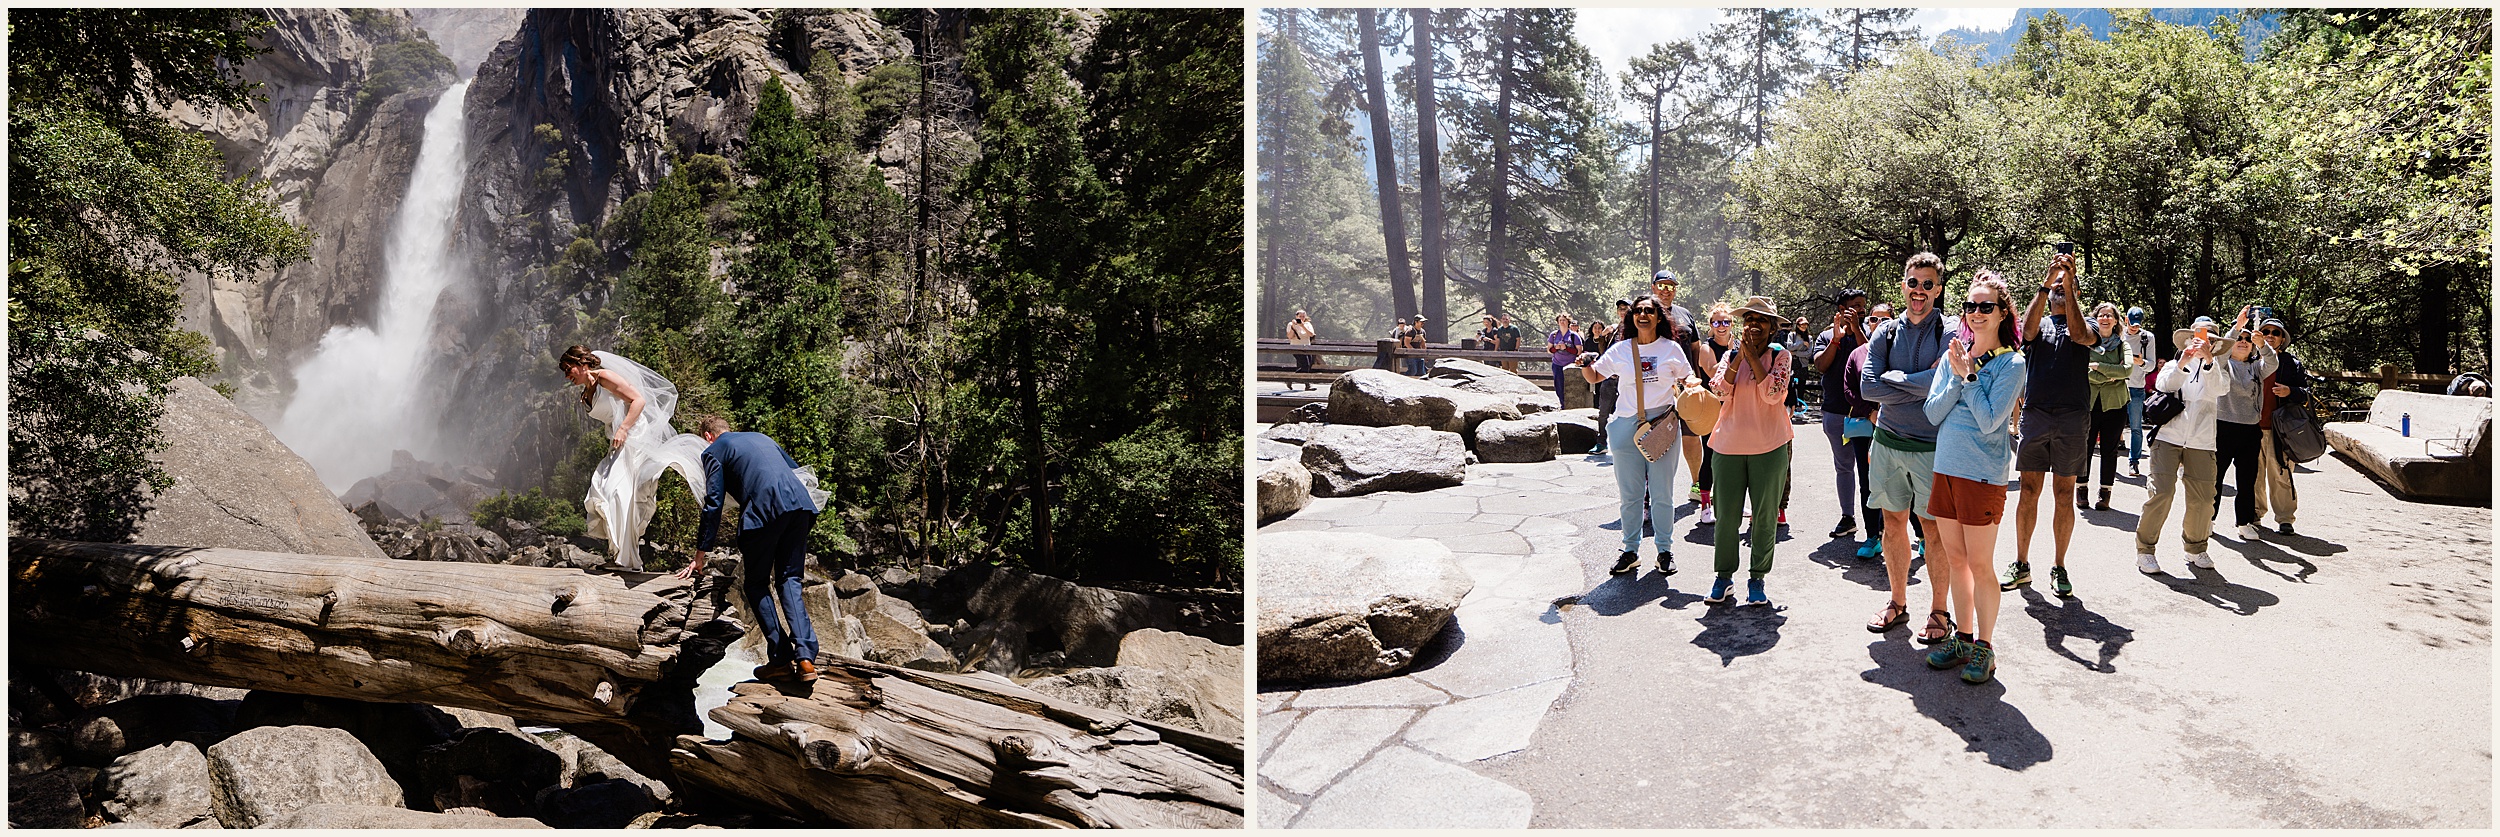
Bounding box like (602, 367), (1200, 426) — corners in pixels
(1924, 348), (2029, 485)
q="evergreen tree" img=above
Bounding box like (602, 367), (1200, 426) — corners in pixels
(1817, 7), (1922, 84)
(1444, 7), (1609, 318)
(1257, 9), (1381, 342)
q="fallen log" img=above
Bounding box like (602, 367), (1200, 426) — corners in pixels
(6, 538), (735, 781)
(670, 658), (1245, 828)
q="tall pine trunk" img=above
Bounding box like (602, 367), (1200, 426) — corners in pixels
(1411, 9), (1447, 342)
(1360, 9), (1416, 324)
(1485, 10), (1514, 319)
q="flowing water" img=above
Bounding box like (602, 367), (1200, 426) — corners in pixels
(692, 640), (762, 741)
(274, 80), (473, 492)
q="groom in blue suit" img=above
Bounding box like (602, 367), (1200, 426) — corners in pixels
(676, 415), (822, 685)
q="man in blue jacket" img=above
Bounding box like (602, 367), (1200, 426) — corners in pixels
(676, 415), (822, 685)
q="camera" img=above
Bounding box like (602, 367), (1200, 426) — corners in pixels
(2052, 241), (2076, 256)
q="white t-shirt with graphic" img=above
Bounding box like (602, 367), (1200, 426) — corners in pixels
(1591, 336), (1694, 419)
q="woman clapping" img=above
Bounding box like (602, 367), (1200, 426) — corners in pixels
(1919, 271), (2029, 684)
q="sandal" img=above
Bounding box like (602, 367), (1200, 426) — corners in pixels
(1916, 610), (1955, 645)
(1867, 600), (1910, 633)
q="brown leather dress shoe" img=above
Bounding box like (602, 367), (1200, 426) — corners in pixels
(752, 661), (790, 682)
(791, 659), (820, 683)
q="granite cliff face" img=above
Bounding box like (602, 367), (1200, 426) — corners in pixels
(167, 9), (463, 417)
(179, 9), (928, 490)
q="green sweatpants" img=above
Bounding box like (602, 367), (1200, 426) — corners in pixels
(1712, 442), (1793, 578)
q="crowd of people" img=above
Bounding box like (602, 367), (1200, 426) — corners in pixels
(1573, 254), (2315, 686)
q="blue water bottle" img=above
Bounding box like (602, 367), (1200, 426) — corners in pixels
(2401, 412), (2411, 437)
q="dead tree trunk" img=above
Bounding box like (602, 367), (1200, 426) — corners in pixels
(6, 538), (738, 782)
(671, 658), (1243, 828)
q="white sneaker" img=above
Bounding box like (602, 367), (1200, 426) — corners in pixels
(1698, 505), (1717, 525)
(2189, 552), (2215, 569)
(2136, 553), (2161, 574)
(2237, 524), (2263, 540)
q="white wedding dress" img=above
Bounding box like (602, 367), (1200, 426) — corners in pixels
(581, 352), (711, 571)
(579, 351), (831, 570)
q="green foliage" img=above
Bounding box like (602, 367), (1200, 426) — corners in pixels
(1257, 9), (1385, 343)
(532, 123), (573, 192)
(855, 59), (922, 146)
(475, 487), (587, 537)
(8, 10), (309, 540)
(357, 39), (455, 113)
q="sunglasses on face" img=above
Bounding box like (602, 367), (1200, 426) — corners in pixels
(1632, 307), (1663, 317)
(1903, 277), (1937, 290)
(2261, 329), (2285, 338)
(1960, 300), (2005, 315)
(1710, 319), (1734, 327)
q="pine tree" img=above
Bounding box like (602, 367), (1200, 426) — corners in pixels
(1445, 8), (1608, 318)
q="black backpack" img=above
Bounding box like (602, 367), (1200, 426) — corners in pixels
(2142, 387), (2186, 429)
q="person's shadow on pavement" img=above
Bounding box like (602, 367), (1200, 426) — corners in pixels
(2212, 536), (2319, 583)
(2017, 588), (2133, 673)
(1801, 537), (1891, 592)
(1859, 639), (2055, 771)
(1690, 602), (1785, 666)
(2150, 567), (2281, 615)
(2262, 529), (2348, 559)
(1570, 571), (1677, 616)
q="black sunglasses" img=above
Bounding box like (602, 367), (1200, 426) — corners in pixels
(1631, 306), (1664, 316)
(2260, 329), (2286, 337)
(1960, 300), (2006, 315)
(1903, 276), (1937, 291)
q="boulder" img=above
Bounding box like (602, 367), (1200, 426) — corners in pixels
(13, 726), (66, 777)
(11, 767), (89, 828)
(69, 694), (238, 767)
(1473, 417), (1559, 463)
(233, 693), (456, 807)
(829, 570), (956, 671)
(1257, 532), (1474, 684)
(1259, 423), (1321, 447)
(1327, 368), (1522, 435)
(129, 377), (388, 560)
(958, 567), (1185, 674)
(413, 728), (563, 817)
(1297, 424), (1469, 497)
(1522, 408), (1602, 454)
(1025, 668), (1200, 730)
(566, 735), (668, 803)
(1113, 629), (1245, 739)
(100, 742), (218, 828)
(434, 707), (518, 733)
(410, 523), (510, 563)
(337, 451), (499, 524)
(204, 725), (404, 827)
(953, 618), (1034, 678)
(262, 803), (550, 829)
(534, 778), (662, 829)
(1426, 358), (1558, 413)
(1257, 453), (1312, 524)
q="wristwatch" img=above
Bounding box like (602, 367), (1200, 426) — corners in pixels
(1963, 371), (1978, 383)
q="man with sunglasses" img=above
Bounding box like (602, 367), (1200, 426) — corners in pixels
(2002, 251), (2100, 597)
(1860, 252), (1951, 640)
(1812, 288), (1873, 540)
(2250, 318), (2308, 534)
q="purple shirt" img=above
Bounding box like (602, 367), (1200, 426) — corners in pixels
(1547, 330), (1582, 366)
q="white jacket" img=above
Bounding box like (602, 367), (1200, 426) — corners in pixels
(2152, 357), (2225, 451)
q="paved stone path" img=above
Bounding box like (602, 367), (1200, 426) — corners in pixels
(1255, 423), (2491, 828)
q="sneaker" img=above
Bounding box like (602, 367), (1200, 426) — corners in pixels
(1658, 552), (1677, 576)
(1699, 489), (1712, 508)
(2128, 461), (2143, 478)
(1611, 550), (1639, 575)
(2189, 552), (2215, 569)
(1856, 536), (1883, 559)
(1925, 635), (1973, 669)
(1704, 576), (1735, 604)
(2136, 553), (2161, 574)
(1960, 642), (1997, 684)
(2237, 523), (2263, 540)
(1744, 578), (1769, 606)
(1915, 538), (1926, 558)
(2278, 522), (2296, 536)
(1777, 509), (1788, 526)
(1690, 484), (1704, 502)
(1698, 504), (1717, 525)
(2050, 566), (2073, 598)
(1830, 516), (1858, 539)
(2000, 560), (2030, 591)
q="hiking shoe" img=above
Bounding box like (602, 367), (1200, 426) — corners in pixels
(1744, 578), (1769, 606)
(2136, 553), (2161, 574)
(2074, 486), (2090, 511)
(1698, 504), (1717, 525)
(1611, 550), (1639, 575)
(1855, 536), (1883, 559)
(1658, 552), (1677, 576)
(2189, 552), (2215, 569)
(2095, 488), (2112, 510)
(1925, 636), (1973, 669)
(2000, 560), (2031, 591)
(2237, 523), (2263, 540)
(1704, 576), (1736, 604)
(1961, 642), (1997, 684)
(1830, 516), (1858, 539)
(2050, 566), (2073, 598)
(2278, 522), (2296, 536)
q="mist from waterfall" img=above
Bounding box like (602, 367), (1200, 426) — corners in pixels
(275, 80), (473, 493)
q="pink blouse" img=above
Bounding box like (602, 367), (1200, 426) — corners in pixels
(1707, 344), (1795, 456)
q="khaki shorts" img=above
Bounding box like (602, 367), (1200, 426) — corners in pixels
(1866, 440), (1936, 518)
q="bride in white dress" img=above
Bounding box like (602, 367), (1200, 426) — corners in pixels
(559, 345), (709, 571)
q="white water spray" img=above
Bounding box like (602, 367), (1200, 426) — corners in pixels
(275, 81), (472, 492)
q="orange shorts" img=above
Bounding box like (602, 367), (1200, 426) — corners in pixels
(1926, 473), (2007, 527)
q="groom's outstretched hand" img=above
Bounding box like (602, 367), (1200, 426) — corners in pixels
(674, 552), (708, 580)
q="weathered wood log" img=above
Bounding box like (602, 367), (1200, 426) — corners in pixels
(670, 658), (1244, 828)
(6, 538), (735, 781)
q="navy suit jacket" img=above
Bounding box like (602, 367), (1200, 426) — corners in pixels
(696, 431), (820, 552)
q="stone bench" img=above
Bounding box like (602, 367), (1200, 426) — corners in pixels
(2323, 389), (2491, 503)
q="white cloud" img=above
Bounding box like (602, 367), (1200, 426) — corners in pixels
(1911, 7), (2023, 36)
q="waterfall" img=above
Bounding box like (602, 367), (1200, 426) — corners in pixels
(275, 80), (472, 492)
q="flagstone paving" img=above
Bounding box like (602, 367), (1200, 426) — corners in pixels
(1255, 427), (2491, 828)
